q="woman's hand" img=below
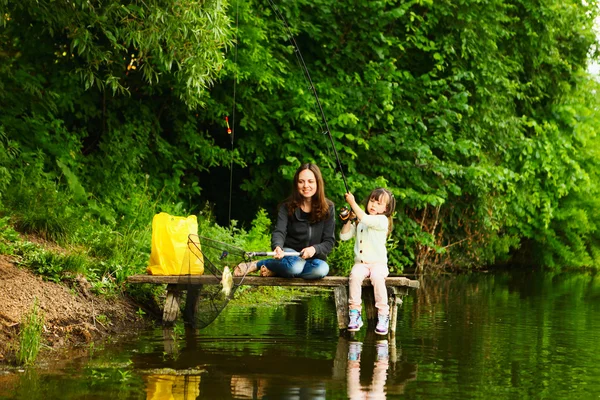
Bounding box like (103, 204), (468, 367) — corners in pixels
(300, 246), (316, 259)
(274, 246), (284, 259)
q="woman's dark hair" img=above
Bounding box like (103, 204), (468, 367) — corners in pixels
(364, 187), (396, 235)
(286, 163), (331, 223)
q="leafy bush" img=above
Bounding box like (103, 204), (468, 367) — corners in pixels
(4, 160), (79, 242)
(14, 242), (89, 283)
(327, 240), (355, 276)
(0, 126), (20, 197)
(0, 216), (19, 254)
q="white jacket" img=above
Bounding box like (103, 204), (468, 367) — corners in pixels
(340, 214), (388, 264)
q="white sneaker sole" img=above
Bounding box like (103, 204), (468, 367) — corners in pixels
(347, 322), (363, 332)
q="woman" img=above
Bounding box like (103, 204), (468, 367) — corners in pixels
(234, 163), (335, 279)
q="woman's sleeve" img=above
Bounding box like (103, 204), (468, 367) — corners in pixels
(271, 204), (288, 250)
(314, 204), (336, 257)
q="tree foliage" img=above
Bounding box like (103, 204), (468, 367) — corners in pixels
(1, 0), (600, 273)
(1, 0), (231, 106)
(0, 0), (236, 215)
(199, 0), (600, 271)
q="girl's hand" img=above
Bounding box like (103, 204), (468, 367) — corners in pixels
(274, 246), (284, 259)
(345, 192), (356, 206)
(345, 191), (365, 222)
(300, 246), (316, 259)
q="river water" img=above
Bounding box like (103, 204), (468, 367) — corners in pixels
(1, 270), (599, 399)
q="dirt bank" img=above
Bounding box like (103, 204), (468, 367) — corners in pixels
(0, 254), (151, 365)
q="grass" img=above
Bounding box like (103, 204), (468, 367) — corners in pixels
(17, 297), (45, 366)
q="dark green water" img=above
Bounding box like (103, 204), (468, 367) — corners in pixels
(1, 270), (599, 399)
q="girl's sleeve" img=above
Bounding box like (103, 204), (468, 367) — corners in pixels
(339, 223), (356, 241)
(313, 204), (336, 257)
(360, 214), (388, 231)
(271, 204), (288, 250)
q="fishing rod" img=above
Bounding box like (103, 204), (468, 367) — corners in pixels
(246, 251), (301, 257)
(266, 0), (350, 194)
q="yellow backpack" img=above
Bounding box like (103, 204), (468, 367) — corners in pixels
(146, 212), (204, 275)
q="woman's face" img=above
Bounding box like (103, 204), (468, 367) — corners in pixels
(297, 169), (317, 200)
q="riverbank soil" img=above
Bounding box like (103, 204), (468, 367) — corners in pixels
(0, 254), (148, 366)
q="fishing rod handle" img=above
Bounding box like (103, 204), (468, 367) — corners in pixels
(246, 251), (301, 257)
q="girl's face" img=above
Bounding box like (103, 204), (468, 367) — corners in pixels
(367, 193), (389, 215)
(297, 169), (317, 200)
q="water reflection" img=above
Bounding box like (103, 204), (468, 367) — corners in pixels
(230, 379), (326, 400)
(338, 332), (417, 399)
(345, 335), (389, 399)
(5, 270), (597, 399)
(146, 374), (200, 400)
(147, 326), (417, 399)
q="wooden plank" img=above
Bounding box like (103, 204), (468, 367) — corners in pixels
(333, 286), (349, 330)
(163, 284), (182, 325)
(388, 287), (399, 338)
(127, 275), (420, 288)
(183, 285), (202, 326)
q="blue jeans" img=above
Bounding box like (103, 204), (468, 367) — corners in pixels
(258, 248), (329, 279)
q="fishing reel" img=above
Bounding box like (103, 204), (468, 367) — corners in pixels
(339, 206), (357, 223)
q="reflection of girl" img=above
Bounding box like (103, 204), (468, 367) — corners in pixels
(234, 163), (335, 279)
(340, 188), (396, 335)
(347, 340), (389, 400)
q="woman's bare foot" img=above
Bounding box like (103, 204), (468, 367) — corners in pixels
(259, 265), (276, 277)
(233, 261), (258, 276)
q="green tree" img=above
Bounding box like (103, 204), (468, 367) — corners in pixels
(196, 0), (600, 271)
(1, 0), (600, 274)
(0, 0), (236, 220)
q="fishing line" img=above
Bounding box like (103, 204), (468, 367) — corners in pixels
(265, 0), (350, 194)
(227, 0), (241, 226)
(266, 2), (325, 134)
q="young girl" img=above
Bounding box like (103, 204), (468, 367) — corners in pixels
(340, 188), (396, 335)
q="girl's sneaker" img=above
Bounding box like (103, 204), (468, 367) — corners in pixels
(348, 310), (363, 332)
(375, 314), (389, 335)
